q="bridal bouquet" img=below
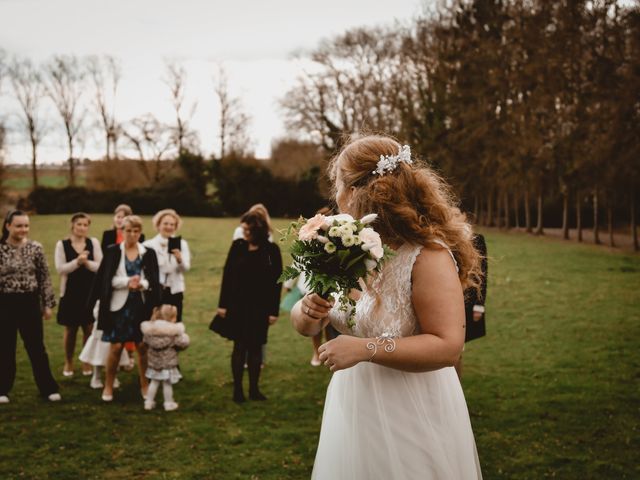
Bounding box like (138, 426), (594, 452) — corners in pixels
(279, 213), (394, 329)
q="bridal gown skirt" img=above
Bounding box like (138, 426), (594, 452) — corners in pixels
(312, 362), (482, 480)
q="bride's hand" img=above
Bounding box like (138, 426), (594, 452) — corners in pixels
(318, 336), (369, 372)
(301, 293), (333, 320)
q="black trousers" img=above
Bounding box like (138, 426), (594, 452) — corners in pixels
(160, 288), (184, 322)
(0, 293), (59, 397)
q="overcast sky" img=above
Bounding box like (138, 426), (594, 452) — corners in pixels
(0, 0), (424, 163)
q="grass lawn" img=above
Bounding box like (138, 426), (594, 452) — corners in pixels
(0, 215), (638, 479)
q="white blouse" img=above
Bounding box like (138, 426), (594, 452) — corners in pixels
(143, 234), (191, 294)
(54, 237), (102, 297)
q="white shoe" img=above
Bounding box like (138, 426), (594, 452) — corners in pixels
(144, 400), (156, 410)
(101, 392), (113, 402)
(0, 395), (9, 404)
(310, 355), (321, 367)
(164, 401), (179, 411)
(62, 370), (74, 378)
(113, 377), (121, 389)
(48, 393), (62, 402)
(90, 377), (103, 389)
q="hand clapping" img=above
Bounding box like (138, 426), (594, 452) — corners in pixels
(128, 275), (142, 291)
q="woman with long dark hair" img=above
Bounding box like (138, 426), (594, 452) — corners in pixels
(218, 210), (282, 403)
(0, 210), (60, 403)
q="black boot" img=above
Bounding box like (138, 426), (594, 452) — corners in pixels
(248, 345), (266, 401)
(231, 342), (246, 403)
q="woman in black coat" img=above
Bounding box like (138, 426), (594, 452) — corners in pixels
(89, 215), (161, 402)
(217, 210), (282, 403)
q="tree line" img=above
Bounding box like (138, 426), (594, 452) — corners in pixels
(0, 53), (254, 188)
(282, 0), (639, 250)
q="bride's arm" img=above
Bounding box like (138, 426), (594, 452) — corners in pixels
(318, 248), (465, 373)
(291, 295), (333, 337)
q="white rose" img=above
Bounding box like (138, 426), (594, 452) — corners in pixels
(359, 227), (383, 254)
(369, 245), (384, 260)
(316, 235), (330, 244)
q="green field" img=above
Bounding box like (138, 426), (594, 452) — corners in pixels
(3, 167), (87, 196)
(0, 215), (638, 479)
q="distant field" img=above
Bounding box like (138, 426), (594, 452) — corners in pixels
(0, 215), (638, 479)
(3, 166), (87, 196)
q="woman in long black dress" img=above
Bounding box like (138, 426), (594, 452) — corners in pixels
(217, 210), (282, 403)
(89, 215), (161, 402)
(55, 213), (103, 377)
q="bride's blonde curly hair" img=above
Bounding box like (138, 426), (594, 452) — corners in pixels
(329, 135), (482, 292)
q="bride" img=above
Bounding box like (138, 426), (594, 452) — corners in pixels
(291, 135), (483, 479)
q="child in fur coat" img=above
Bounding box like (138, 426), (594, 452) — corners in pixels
(141, 305), (189, 411)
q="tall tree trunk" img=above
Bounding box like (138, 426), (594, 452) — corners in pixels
(535, 189), (544, 235)
(504, 191), (511, 229)
(106, 133), (111, 160)
(593, 188), (601, 245)
(607, 198), (615, 247)
(30, 137), (38, 189)
(514, 191), (520, 229)
(632, 193), (638, 251)
(67, 134), (75, 187)
(525, 190), (532, 233)
(487, 191), (494, 227)
(562, 189), (570, 240)
(496, 189), (503, 228)
(576, 192), (583, 242)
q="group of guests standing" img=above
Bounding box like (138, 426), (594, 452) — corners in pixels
(0, 204), (192, 408)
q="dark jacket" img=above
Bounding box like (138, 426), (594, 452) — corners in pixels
(218, 239), (282, 345)
(464, 233), (487, 342)
(101, 228), (145, 252)
(89, 243), (161, 333)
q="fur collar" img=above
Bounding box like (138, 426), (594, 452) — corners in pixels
(140, 320), (185, 336)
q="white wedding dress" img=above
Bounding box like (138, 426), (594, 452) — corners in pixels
(312, 243), (482, 480)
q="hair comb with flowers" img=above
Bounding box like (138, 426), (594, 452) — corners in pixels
(372, 145), (413, 176)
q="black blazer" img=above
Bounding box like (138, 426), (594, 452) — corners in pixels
(101, 228), (145, 252)
(464, 233), (487, 342)
(89, 244), (161, 333)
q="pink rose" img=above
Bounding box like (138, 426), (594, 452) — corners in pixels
(298, 214), (327, 241)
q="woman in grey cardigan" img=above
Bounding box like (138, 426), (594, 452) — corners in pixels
(141, 305), (189, 411)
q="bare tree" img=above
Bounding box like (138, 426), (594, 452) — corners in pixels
(45, 55), (86, 185)
(121, 114), (176, 182)
(164, 60), (198, 153)
(9, 58), (47, 189)
(214, 65), (252, 159)
(87, 55), (121, 160)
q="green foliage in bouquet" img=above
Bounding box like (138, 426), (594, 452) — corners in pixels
(279, 214), (394, 329)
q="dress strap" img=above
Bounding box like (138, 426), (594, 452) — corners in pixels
(430, 239), (459, 273)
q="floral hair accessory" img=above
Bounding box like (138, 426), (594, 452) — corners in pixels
(372, 145), (413, 176)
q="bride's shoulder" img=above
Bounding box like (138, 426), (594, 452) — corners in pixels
(412, 243), (459, 280)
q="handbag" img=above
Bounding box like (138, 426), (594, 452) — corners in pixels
(209, 313), (234, 340)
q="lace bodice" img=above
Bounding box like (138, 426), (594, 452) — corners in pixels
(330, 243), (425, 338)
